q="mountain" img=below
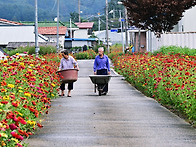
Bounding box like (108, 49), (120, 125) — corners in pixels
(0, 0), (108, 21)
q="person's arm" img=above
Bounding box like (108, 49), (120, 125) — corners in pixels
(94, 57), (97, 74)
(71, 57), (79, 70)
(106, 56), (111, 75)
(59, 59), (63, 71)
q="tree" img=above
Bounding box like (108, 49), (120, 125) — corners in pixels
(123, 0), (196, 34)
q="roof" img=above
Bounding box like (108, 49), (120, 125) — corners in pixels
(75, 22), (94, 29)
(21, 21), (78, 28)
(38, 26), (67, 35)
(0, 18), (23, 25)
(65, 38), (96, 41)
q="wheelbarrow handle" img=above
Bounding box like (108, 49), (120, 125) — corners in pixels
(94, 84), (96, 93)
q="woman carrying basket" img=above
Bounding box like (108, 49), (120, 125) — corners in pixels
(59, 50), (79, 97)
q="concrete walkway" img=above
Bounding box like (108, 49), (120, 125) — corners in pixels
(26, 60), (196, 147)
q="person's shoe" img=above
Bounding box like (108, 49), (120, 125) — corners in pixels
(59, 94), (65, 96)
(67, 95), (71, 97)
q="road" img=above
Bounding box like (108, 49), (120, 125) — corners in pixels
(26, 60), (196, 147)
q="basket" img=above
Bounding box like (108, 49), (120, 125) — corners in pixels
(57, 69), (78, 83)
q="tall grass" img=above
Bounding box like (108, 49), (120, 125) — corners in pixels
(73, 49), (97, 59)
(4, 46), (57, 56)
(110, 43), (123, 52)
(154, 46), (196, 56)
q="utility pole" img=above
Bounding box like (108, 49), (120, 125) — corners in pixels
(106, 0), (109, 53)
(56, 0), (60, 53)
(124, 7), (129, 48)
(70, 18), (72, 38)
(119, 10), (124, 53)
(78, 0), (81, 22)
(35, 0), (39, 57)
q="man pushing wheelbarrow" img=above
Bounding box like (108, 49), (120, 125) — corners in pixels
(93, 47), (111, 95)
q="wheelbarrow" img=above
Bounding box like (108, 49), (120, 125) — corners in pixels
(56, 69), (79, 83)
(89, 75), (111, 96)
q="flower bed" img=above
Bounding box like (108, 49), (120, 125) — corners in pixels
(0, 53), (60, 146)
(110, 52), (196, 123)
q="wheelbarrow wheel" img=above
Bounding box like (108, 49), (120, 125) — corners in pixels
(99, 90), (102, 96)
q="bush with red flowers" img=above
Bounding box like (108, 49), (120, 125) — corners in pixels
(110, 51), (196, 124)
(0, 53), (60, 146)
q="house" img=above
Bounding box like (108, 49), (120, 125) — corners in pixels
(38, 26), (67, 48)
(173, 5), (196, 32)
(0, 18), (23, 25)
(0, 18), (48, 49)
(64, 22), (96, 49)
(74, 22), (94, 38)
(94, 30), (125, 45)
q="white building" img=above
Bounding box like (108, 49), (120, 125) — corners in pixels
(0, 25), (46, 46)
(64, 22), (96, 49)
(174, 5), (196, 32)
(0, 18), (47, 49)
(38, 26), (67, 48)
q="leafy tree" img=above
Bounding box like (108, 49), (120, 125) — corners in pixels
(70, 12), (79, 22)
(123, 0), (196, 34)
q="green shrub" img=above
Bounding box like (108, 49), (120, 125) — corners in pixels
(110, 43), (123, 53)
(70, 46), (83, 52)
(154, 46), (196, 56)
(4, 46), (56, 56)
(93, 44), (106, 53)
(74, 49), (97, 60)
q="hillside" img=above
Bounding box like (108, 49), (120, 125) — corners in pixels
(0, 0), (107, 21)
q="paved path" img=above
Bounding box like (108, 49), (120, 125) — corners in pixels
(26, 60), (196, 147)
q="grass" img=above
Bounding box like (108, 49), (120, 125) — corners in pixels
(4, 46), (57, 56)
(154, 46), (196, 56)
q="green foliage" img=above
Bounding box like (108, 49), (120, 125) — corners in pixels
(39, 46), (57, 55)
(111, 52), (196, 124)
(4, 46), (56, 56)
(0, 0), (107, 21)
(70, 47), (83, 52)
(154, 46), (196, 56)
(92, 44), (106, 53)
(74, 49), (97, 60)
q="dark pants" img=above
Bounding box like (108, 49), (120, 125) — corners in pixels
(60, 82), (73, 91)
(97, 69), (108, 93)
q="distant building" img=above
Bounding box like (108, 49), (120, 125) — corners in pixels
(0, 18), (47, 49)
(64, 22), (96, 49)
(38, 26), (67, 48)
(173, 5), (196, 32)
(0, 18), (23, 25)
(74, 22), (94, 38)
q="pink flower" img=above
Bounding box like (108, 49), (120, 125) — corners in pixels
(29, 84), (35, 88)
(9, 124), (17, 130)
(17, 143), (23, 147)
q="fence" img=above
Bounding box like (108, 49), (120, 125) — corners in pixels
(147, 31), (196, 52)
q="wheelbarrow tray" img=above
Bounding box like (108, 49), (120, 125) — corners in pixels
(57, 69), (78, 83)
(89, 75), (111, 85)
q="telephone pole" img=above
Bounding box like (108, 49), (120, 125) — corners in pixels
(56, 0), (59, 52)
(125, 7), (129, 48)
(106, 0), (109, 53)
(35, 0), (39, 57)
(98, 13), (101, 44)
